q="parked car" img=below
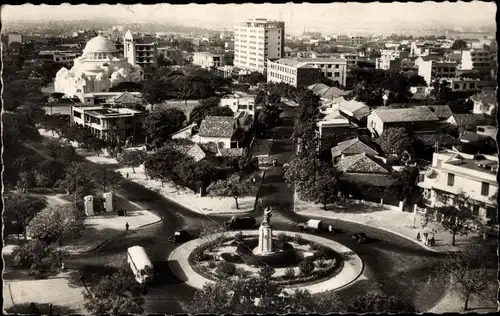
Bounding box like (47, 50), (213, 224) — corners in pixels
(168, 230), (192, 243)
(224, 216), (256, 230)
(352, 232), (368, 244)
(297, 219), (323, 232)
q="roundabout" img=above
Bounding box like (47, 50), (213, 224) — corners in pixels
(168, 230), (364, 294)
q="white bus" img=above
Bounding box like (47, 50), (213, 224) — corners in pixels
(127, 246), (154, 284)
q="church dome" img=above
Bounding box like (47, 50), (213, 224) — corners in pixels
(83, 32), (118, 54)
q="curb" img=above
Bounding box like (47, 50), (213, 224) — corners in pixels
(292, 191), (439, 253)
(74, 216), (163, 254)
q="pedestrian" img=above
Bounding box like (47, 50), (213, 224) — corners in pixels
(416, 232), (421, 241)
(328, 225), (332, 233)
(123, 208), (127, 216)
(49, 303), (53, 316)
(252, 177), (256, 184)
(61, 262), (65, 271)
(126, 172), (129, 179)
(125, 222), (129, 232)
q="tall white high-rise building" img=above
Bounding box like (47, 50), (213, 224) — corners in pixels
(234, 18), (285, 73)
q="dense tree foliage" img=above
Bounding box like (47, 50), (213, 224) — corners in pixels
(207, 174), (254, 209)
(142, 108), (187, 148)
(118, 150), (147, 173)
(12, 239), (68, 278)
(4, 193), (48, 238)
(83, 268), (146, 314)
(451, 39), (469, 50)
(190, 97), (234, 125)
(376, 127), (413, 157)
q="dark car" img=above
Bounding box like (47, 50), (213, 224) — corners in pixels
(352, 232), (368, 244)
(168, 230), (192, 243)
(224, 216), (256, 230)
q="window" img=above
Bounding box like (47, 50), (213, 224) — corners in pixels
(327, 72), (332, 77)
(335, 64), (339, 68)
(472, 205), (480, 216)
(73, 111), (81, 118)
(477, 127), (485, 132)
(334, 72), (340, 77)
(454, 83), (459, 89)
(447, 173), (455, 186)
(481, 182), (489, 196)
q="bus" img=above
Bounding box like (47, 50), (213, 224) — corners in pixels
(127, 246), (154, 284)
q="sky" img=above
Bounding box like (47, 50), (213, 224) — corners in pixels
(1, 2), (496, 35)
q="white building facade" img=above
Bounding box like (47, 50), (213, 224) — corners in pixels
(192, 52), (225, 69)
(123, 30), (159, 68)
(418, 60), (458, 85)
(55, 32), (144, 98)
(234, 18), (285, 73)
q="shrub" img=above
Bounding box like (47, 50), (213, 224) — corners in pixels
(284, 268), (295, 280)
(310, 242), (323, 251)
(277, 233), (289, 242)
(299, 259), (315, 276)
(316, 259), (328, 268)
(207, 260), (216, 269)
(258, 265), (276, 279)
(220, 252), (243, 264)
(215, 261), (236, 276)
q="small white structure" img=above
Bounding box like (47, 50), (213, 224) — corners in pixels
(103, 192), (113, 212)
(253, 208), (274, 255)
(84, 195), (94, 216)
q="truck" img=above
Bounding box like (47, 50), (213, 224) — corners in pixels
(297, 219), (323, 232)
(224, 216), (256, 230)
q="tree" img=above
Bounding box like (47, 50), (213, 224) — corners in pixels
(207, 174), (253, 209)
(451, 39), (469, 50)
(109, 81), (143, 92)
(243, 71), (266, 86)
(309, 163), (339, 210)
(118, 150), (146, 173)
(190, 97), (233, 125)
(27, 204), (85, 245)
(83, 268), (146, 314)
(436, 244), (496, 311)
(57, 162), (95, 202)
(377, 127), (413, 157)
(89, 164), (123, 192)
(299, 259), (315, 276)
(142, 108), (187, 148)
(12, 239), (68, 278)
(254, 90), (267, 107)
(141, 76), (173, 107)
(4, 193), (48, 239)
(422, 193), (481, 246)
(33, 159), (65, 188)
(390, 166), (419, 201)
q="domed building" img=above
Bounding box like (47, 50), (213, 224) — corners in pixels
(54, 32), (144, 98)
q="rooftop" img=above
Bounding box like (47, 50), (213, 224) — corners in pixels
(84, 107), (141, 117)
(336, 153), (389, 173)
(425, 105), (453, 120)
(331, 137), (378, 158)
(373, 107), (439, 123)
(450, 113), (492, 127)
(198, 116), (236, 138)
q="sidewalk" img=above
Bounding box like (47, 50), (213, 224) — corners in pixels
(168, 230), (363, 294)
(117, 166), (262, 216)
(61, 194), (162, 254)
(3, 271), (87, 315)
(294, 194), (481, 253)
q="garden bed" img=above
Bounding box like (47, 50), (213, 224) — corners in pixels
(188, 232), (344, 286)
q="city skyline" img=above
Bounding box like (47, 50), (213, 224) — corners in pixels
(1, 2), (496, 35)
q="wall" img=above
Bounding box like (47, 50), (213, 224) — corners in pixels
(367, 112), (384, 136)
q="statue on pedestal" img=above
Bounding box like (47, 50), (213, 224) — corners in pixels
(262, 206), (272, 226)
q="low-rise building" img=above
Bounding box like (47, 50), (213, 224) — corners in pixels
(220, 92), (255, 114)
(446, 113), (493, 134)
(192, 51), (225, 69)
(338, 99), (371, 126)
(367, 106), (440, 137)
(80, 91), (143, 105)
(471, 89), (497, 116)
(417, 149), (497, 222)
(376, 56), (401, 71)
(70, 104), (144, 141)
(440, 77), (481, 92)
(266, 59), (322, 88)
(194, 115), (250, 150)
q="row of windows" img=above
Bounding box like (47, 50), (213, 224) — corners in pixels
(447, 173), (490, 196)
(269, 71), (295, 83)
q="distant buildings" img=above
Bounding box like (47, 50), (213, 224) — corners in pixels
(418, 60), (458, 85)
(367, 107), (440, 137)
(458, 49), (493, 72)
(234, 18), (285, 73)
(335, 34), (369, 47)
(123, 30), (159, 68)
(192, 51), (225, 69)
(266, 59), (322, 88)
(439, 77), (481, 92)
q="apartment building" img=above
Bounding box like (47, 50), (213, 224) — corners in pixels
(192, 51), (225, 69)
(380, 49), (410, 60)
(376, 55), (401, 71)
(335, 35), (369, 47)
(266, 59), (322, 88)
(70, 104), (144, 141)
(459, 49), (493, 72)
(123, 30), (159, 67)
(418, 60), (458, 85)
(234, 18), (285, 73)
(418, 149), (497, 222)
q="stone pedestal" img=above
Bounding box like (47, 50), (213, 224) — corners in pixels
(254, 224), (273, 255)
(84, 195), (94, 216)
(103, 192), (113, 212)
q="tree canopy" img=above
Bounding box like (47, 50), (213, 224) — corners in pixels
(377, 127), (413, 157)
(451, 39), (469, 50)
(207, 174), (253, 209)
(142, 108), (187, 148)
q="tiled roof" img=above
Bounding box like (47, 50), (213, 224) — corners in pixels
(459, 131), (491, 144)
(339, 173), (396, 187)
(198, 142), (219, 155)
(199, 116), (235, 138)
(107, 92), (144, 104)
(331, 137), (378, 158)
(308, 83), (330, 95)
(339, 100), (370, 119)
(373, 107), (439, 123)
(425, 105), (453, 120)
(413, 133), (459, 147)
(450, 113), (490, 127)
(322, 87), (350, 100)
(218, 148), (244, 157)
(336, 153), (389, 173)
(186, 144), (207, 162)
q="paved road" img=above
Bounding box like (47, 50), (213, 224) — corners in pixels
(64, 104), (449, 313)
